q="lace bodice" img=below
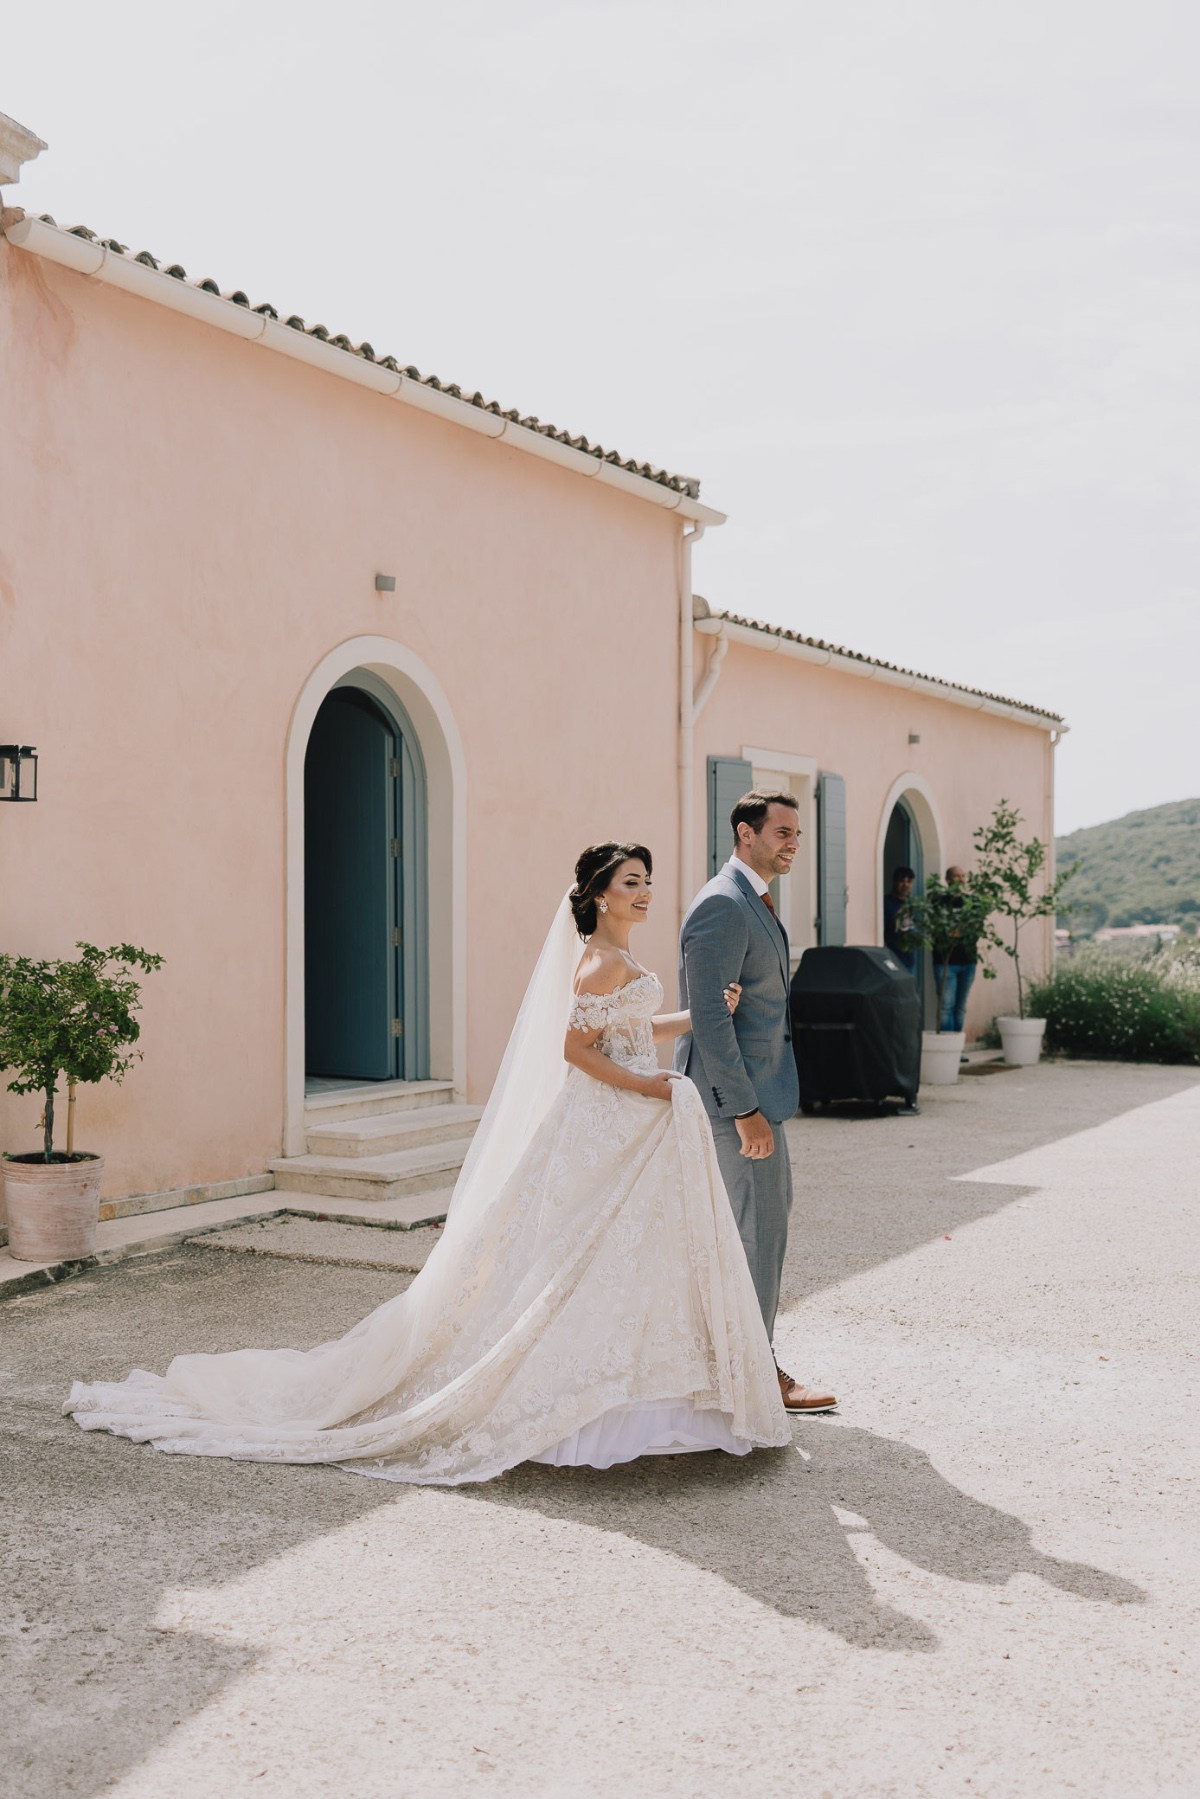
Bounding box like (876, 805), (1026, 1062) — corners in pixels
(567, 971), (663, 1074)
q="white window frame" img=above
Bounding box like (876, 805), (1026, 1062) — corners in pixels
(741, 746), (820, 968)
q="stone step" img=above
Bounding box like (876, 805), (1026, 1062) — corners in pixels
(303, 1079), (457, 1127)
(306, 1103), (483, 1160)
(267, 1136), (476, 1204)
(270, 1188), (454, 1231)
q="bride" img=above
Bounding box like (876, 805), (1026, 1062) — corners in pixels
(66, 842), (790, 1483)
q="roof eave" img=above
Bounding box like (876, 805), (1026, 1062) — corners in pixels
(696, 612), (1065, 732)
(3, 212), (725, 527)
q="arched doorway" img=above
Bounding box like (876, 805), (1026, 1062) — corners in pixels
(877, 775), (945, 1027)
(883, 796), (925, 1016)
(304, 676), (429, 1085)
(883, 795), (924, 899)
(284, 635), (467, 1157)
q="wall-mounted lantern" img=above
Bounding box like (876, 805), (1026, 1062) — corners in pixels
(0, 744), (38, 802)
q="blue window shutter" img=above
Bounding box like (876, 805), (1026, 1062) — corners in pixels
(707, 756), (754, 877)
(817, 771), (848, 945)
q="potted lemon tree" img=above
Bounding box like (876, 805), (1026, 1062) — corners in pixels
(0, 942), (163, 1263)
(973, 802), (1076, 1066)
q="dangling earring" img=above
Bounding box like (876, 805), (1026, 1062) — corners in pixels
(598, 898), (608, 915)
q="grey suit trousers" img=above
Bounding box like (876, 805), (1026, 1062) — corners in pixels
(709, 1117), (792, 1343)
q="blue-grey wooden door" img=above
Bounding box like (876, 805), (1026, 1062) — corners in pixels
(817, 771), (848, 946)
(708, 755), (754, 877)
(305, 688), (400, 1080)
(883, 802), (912, 898)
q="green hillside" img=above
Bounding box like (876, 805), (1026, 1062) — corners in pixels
(1056, 798), (1200, 932)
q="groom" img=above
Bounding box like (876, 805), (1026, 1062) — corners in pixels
(675, 789), (837, 1413)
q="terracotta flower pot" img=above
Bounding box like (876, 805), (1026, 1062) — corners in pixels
(2, 1153), (105, 1263)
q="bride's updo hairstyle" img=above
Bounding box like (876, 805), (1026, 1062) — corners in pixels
(569, 841), (652, 937)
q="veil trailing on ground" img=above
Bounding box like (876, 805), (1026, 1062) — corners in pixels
(440, 893), (583, 1245)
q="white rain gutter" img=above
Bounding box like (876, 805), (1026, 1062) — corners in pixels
(676, 594), (732, 925)
(695, 614), (1065, 733)
(691, 621), (728, 720)
(677, 526), (705, 926)
(3, 213), (727, 528)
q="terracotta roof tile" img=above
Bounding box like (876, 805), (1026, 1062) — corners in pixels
(44, 217), (701, 499)
(707, 605), (1064, 723)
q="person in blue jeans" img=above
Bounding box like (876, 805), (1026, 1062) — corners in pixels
(934, 864), (979, 1036)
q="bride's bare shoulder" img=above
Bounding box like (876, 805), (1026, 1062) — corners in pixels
(573, 945), (630, 997)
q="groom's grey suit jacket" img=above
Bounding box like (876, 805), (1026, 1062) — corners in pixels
(674, 864), (799, 1125)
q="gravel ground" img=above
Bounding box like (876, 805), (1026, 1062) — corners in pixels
(2, 1059), (1198, 1799)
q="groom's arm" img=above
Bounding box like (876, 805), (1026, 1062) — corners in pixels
(682, 895), (759, 1119)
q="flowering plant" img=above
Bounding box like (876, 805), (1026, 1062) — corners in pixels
(1028, 943), (1200, 1063)
(0, 943), (163, 1162)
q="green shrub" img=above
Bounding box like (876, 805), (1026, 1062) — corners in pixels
(1028, 947), (1200, 1064)
(0, 942), (163, 1160)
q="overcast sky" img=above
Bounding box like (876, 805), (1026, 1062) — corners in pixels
(5, 1), (1197, 834)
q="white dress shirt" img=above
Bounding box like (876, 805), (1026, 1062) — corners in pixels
(724, 854), (770, 898)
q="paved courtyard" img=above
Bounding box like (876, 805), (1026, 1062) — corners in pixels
(2, 1060), (1199, 1798)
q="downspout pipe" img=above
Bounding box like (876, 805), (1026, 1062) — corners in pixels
(678, 572), (733, 926)
(1046, 724), (1068, 965)
(678, 523), (705, 928)
(691, 620), (728, 720)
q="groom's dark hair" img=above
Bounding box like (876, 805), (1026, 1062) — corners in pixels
(731, 789), (800, 835)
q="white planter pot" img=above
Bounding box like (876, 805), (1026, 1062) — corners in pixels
(998, 1016), (1046, 1067)
(920, 1029), (965, 1086)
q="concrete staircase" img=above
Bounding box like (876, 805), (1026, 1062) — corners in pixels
(1, 1079), (486, 1297)
(268, 1080), (482, 1211)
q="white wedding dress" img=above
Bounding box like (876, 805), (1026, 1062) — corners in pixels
(67, 910), (788, 1484)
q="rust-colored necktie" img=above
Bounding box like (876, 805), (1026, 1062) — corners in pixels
(761, 891), (777, 919)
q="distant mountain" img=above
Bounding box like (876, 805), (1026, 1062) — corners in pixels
(1056, 798), (1200, 931)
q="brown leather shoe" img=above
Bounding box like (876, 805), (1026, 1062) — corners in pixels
(777, 1366), (837, 1413)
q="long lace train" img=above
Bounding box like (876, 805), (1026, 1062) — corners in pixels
(66, 973), (788, 1483)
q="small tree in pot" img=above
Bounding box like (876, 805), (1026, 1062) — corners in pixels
(905, 874), (995, 1084)
(0, 942), (163, 1262)
(972, 801), (1077, 1063)
(907, 874), (996, 1028)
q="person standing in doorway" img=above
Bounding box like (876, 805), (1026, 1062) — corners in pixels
(935, 864), (980, 1042)
(883, 866), (917, 973)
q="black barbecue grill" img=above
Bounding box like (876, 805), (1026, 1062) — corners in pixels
(790, 945), (921, 1114)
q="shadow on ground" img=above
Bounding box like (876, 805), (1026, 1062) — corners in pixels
(1, 1064), (1187, 1794)
(473, 1420), (1143, 1653)
(0, 1252), (407, 1799)
(780, 1061), (1200, 1307)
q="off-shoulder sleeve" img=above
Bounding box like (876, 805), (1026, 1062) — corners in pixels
(567, 989), (621, 1033)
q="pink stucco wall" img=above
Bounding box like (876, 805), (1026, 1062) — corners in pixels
(693, 637), (1055, 1036)
(0, 239), (683, 1198)
(0, 234), (1058, 1203)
